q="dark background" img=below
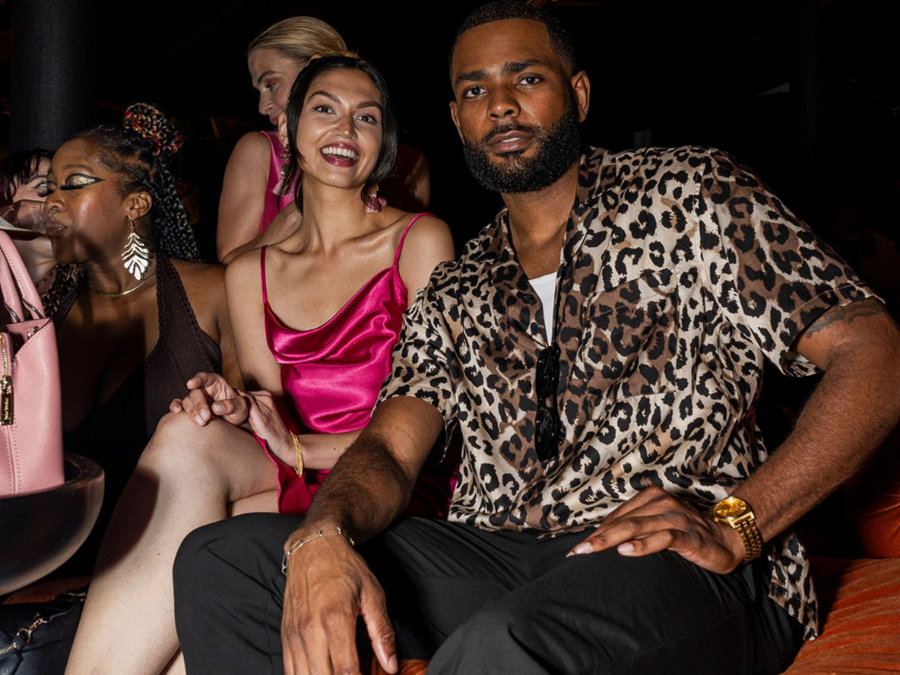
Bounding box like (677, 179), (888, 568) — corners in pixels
(2, 0), (899, 307)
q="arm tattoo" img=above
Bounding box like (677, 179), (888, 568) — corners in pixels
(803, 297), (885, 338)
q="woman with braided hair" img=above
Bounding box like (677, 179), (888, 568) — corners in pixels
(44, 103), (239, 580)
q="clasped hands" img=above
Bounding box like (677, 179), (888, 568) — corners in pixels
(169, 372), (295, 464)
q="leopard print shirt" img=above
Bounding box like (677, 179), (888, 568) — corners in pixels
(378, 146), (873, 639)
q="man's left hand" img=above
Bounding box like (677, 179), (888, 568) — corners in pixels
(567, 486), (746, 574)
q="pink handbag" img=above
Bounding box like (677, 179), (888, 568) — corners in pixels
(0, 229), (64, 495)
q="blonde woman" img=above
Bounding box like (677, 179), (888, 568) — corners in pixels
(216, 17), (347, 262)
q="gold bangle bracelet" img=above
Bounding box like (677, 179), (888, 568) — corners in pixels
(290, 431), (304, 478)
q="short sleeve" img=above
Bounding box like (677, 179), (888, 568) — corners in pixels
(376, 280), (461, 430)
(697, 149), (875, 376)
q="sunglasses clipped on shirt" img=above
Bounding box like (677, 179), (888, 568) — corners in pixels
(535, 344), (561, 462)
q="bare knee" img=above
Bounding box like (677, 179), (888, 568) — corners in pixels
(140, 413), (235, 482)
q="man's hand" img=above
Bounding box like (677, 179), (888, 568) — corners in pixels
(567, 486), (746, 574)
(169, 372), (249, 427)
(276, 398), (445, 673)
(282, 531), (398, 675)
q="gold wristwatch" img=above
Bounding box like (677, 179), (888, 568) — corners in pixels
(710, 496), (763, 563)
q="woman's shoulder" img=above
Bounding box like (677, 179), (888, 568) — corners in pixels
(169, 258), (224, 283)
(165, 259), (228, 343)
(375, 208), (444, 240)
(225, 131), (273, 173)
(388, 210), (453, 257)
(223, 246), (267, 293)
(387, 211), (455, 296)
(234, 129), (275, 154)
(228, 244), (267, 270)
(168, 259), (226, 304)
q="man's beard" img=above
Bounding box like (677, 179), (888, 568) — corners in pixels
(461, 101), (582, 194)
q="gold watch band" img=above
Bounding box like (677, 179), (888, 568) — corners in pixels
(732, 515), (763, 562)
(711, 496), (764, 563)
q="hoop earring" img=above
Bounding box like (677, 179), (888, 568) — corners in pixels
(365, 183), (385, 213)
(122, 218), (152, 280)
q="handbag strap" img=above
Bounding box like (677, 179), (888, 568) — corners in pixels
(0, 230), (46, 323)
(0, 587), (87, 656)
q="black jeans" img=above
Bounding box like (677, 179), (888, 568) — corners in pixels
(174, 515), (803, 675)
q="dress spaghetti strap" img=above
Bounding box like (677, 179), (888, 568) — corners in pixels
(259, 245), (269, 305)
(392, 212), (431, 268)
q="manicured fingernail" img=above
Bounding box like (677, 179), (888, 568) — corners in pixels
(194, 415), (204, 425)
(618, 543), (635, 554)
(200, 409), (210, 420)
(212, 403), (222, 413)
(388, 655), (398, 672)
(570, 543), (591, 556)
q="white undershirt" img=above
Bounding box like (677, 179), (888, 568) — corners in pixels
(528, 272), (557, 342)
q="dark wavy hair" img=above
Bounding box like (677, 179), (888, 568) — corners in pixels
(74, 103), (201, 262)
(281, 55), (398, 211)
(0, 149), (52, 207)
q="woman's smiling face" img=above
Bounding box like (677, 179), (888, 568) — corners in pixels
(293, 67), (384, 193)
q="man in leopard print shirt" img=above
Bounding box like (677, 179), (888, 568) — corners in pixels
(174, 3), (900, 674)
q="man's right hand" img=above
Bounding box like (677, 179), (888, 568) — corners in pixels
(277, 397), (445, 673)
(281, 529), (398, 675)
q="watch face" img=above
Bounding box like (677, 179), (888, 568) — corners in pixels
(714, 496), (748, 519)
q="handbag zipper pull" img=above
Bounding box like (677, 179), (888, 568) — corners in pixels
(0, 334), (12, 426)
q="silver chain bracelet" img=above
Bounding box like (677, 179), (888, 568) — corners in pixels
(281, 526), (356, 575)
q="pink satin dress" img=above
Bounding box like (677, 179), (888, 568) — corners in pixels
(260, 213), (454, 515)
(259, 131), (295, 234)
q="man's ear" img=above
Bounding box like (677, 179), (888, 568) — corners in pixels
(570, 70), (590, 122)
(125, 191), (153, 221)
(449, 100), (464, 143)
(277, 112), (290, 150)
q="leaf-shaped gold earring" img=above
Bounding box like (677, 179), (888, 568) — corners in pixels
(122, 219), (151, 280)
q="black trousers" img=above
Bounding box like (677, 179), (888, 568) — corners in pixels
(173, 514), (803, 675)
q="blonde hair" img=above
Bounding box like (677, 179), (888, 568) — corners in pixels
(248, 17), (351, 65)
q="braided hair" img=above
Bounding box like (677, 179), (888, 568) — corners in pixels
(74, 103), (201, 262)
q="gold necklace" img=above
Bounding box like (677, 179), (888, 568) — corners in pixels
(89, 270), (157, 298)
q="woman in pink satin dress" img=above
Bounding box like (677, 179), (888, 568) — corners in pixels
(65, 56), (455, 675)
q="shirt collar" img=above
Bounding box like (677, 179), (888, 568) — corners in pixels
(482, 146), (609, 287)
